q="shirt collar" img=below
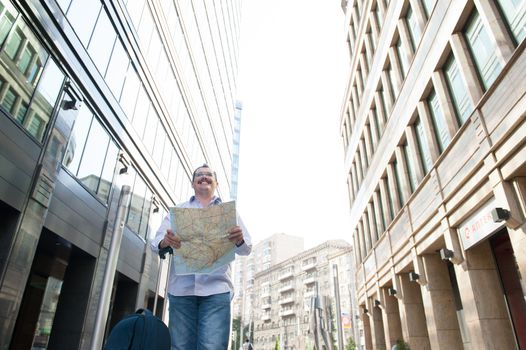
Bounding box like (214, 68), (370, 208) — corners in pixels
(189, 195), (222, 206)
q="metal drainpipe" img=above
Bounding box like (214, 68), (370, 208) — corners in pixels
(91, 185), (132, 350)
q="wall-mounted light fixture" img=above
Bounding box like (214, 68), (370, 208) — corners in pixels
(374, 299), (381, 307)
(363, 308), (369, 314)
(439, 248), (455, 261)
(387, 287), (397, 296)
(491, 207), (511, 223)
(409, 271), (420, 282)
(118, 153), (130, 175)
(63, 99), (82, 110)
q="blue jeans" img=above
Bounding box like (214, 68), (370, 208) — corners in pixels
(168, 292), (231, 350)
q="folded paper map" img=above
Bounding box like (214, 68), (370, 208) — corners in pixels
(169, 201), (237, 274)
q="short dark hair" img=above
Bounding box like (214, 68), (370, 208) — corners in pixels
(192, 163), (217, 181)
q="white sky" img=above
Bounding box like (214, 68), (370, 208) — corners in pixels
(235, 0), (352, 249)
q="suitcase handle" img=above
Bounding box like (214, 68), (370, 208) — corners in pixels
(159, 246), (173, 259)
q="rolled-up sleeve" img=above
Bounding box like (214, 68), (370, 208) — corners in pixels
(235, 215), (252, 256)
(150, 214), (171, 253)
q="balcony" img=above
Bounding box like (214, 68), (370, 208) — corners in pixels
(261, 302), (271, 310)
(301, 261), (317, 271)
(303, 276), (316, 285)
(261, 314), (271, 322)
(279, 284), (294, 293)
(279, 297), (294, 305)
(279, 309), (295, 317)
(260, 290), (271, 298)
(278, 271), (293, 281)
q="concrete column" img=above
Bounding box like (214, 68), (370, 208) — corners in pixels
(420, 254), (463, 349)
(368, 298), (386, 350)
(453, 241), (516, 349)
(380, 288), (403, 348)
(509, 177), (526, 288)
(362, 308), (373, 350)
(397, 273), (431, 349)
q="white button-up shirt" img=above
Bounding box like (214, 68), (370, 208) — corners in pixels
(150, 196), (252, 297)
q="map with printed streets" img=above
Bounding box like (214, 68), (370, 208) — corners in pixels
(169, 201), (237, 274)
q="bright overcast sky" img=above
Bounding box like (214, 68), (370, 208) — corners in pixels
(235, 0), (351, 249)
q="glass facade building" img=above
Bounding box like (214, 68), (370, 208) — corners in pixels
(0, 0), (241, 348)
(341, 0), (526, 349)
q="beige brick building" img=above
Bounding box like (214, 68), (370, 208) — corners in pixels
(340, 0), (526, 349)
(251, 240), (351, 349)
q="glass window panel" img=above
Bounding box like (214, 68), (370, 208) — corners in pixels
(414, 117), (433, 173)
(56, 0), (72, 13)
(66, 1), (101, 47)
(0, 2), (17, 47)
(396, 38), (409, 77)
(464, 11), (503, 90)
(161, 145), (172, 179)
(24, 59), (64, 141)
(153, 126), (165, 166)
(427, 90), (450, 152)
(406, 6), (421, 49)
(497, 0), (526, 43)
(403, 144), (417, 192)
(139, 187), (152, 238)
(143, 114), (158, 154)
(137, 6), (154, 51)
(124, 0), (145, 27)
(422, 0), (437, 18)
(77, 119), (110, 194)
(4, 25), (22, 59)
(119, 67), (140, 118)
(63, 104), (93, 174)
(128, 174), (146, 233)
(97, 140), (118, 202)
(444, 56), (473, 125)
(393, 160), (405, 205)
(87, 10), (116, 75)
(105, 40), (129, 99)
(132, 85), (149, 133)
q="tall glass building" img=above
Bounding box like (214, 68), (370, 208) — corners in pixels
(340, 0), (526, 349)
(0, 0), (241, 348)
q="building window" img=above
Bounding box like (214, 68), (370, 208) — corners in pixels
(396, 37), (409, 77)
(63, 104), (119, 203)
(464, 11), (503, 90)
(393, 159), (406, 206)
(414, 117), (433, 173)
(406, 6), (422, 49)
(0, 13), (65, 142)
(127, 170), (153, 240)
(421, 0), (437, 18)
(444, 55), (474, 125)
(427, 89), (450, 152)
(64, 0), (102, 47)
(496, 0), (526, 44)
(403, 143), (418, 192)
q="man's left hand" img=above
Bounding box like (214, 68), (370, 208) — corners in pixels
(227, 226), (244, 246)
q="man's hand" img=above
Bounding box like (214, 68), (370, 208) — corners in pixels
(227, 226), (244, 246)
(160, 229), (181, 249)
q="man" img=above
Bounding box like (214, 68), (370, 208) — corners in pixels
(151, 164), (251, 349)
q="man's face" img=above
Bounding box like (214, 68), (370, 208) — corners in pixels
(192, 167), (217, 194)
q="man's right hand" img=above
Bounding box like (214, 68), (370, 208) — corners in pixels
(160, 229), (181, 249)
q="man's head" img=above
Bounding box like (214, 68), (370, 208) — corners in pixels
(191, 164), (218, 196)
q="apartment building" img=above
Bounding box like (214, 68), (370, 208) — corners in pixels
(232, 233), (304, 346)
(340, 0), (526, 349)
(251, 239), (351, 350)
(0, 0), (241, 348)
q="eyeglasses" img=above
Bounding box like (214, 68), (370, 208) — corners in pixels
(194, 172), (214, 178)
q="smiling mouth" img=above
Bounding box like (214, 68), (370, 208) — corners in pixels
(197, 178), (212, 185)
